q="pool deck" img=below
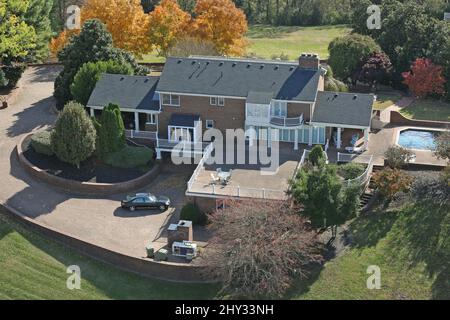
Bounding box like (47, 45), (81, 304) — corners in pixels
(363, 125), (448, 168)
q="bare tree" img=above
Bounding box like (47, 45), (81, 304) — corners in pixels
(205, 199), (323, 299)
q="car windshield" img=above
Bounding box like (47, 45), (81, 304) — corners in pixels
(147, 194), (157, 201)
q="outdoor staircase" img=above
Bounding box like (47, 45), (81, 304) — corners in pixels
(359, 166), (383, 209)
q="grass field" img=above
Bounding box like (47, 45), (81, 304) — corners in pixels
(400, 99), (450, 122)
(0, 208), (218, 300)
(2, 197), (447, 300)
(292, 201), (449, 300)
(373, 92), (402, 110)
(139, 24), (351, 63)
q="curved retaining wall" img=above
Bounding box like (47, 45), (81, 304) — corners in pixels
(17, 134), (160, 196)
(390, 111), (450, 129)
(1, 203), (215, 283)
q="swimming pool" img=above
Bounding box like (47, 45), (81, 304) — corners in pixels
(397, 129), (439, 151)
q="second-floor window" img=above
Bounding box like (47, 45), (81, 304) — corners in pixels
(271, 101), (287, 117)
(210, 96), (225, 106)
(146, 114), (156, 124)
(162, 94), (180, 107)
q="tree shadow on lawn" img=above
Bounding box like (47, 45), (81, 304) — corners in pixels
(0, 210), (219, 300)
(383, 202), (450, 300)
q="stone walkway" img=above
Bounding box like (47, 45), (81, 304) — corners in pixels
(0, 67), (195, 259)
(380, 96), (415, 123)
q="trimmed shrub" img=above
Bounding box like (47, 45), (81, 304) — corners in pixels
(2, 63), (26, 88)
(94, 103), (126, 158)
(180, 203), (207, 226)
(372, 168), (413, 200)
(309, 145), (326, 167)
(51, 101), (96, 167)
(104, 145), (153, 169)
(30, 130), (53, 156)
(338, 162), (365, 180)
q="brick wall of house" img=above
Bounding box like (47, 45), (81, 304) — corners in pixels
(158, 95), (246, 139)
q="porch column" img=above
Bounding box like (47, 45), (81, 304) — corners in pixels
(308, 126), (313, 146)
(268, 127), (272, 148)
(156, 148), (162, 160)
(336, 127), (342, 149)
(134, 112), (140, 132)
(249, 126), (254, 147)
(363, 128), (369, 150)
(294, 129), (299, 150)
(90, 108), (94, 117)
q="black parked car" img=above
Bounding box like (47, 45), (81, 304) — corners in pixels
(121, 193), (171, 212)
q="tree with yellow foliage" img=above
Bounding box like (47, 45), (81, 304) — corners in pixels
(191, 0), (248, 56)
(81, 0), (151, 58)
(49, 29), (79, 58)
(147, 0), (191, 57)
(50, 0), (151, 58)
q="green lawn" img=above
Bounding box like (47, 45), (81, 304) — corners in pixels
(2, 198), (446, 300)
(400, 99), (450, 122)
(246, 24), (351, 60)
(373, 92), (402, 110)
(291, 201), (449, 300)
(139, 24), (351, 63)
(0, 208), (218, 300)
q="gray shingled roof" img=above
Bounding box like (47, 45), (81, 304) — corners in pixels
(312, 92), (375, 127)
(247, 91), (274, 104)
(157, 57), (322, 102)
(87, 74), (160, 111)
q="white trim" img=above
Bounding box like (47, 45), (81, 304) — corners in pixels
(310, 121), (370, 130)
(217, 97), (225, 106)
(210, 97), (217, 105)
(157, 91), (246, 100)
(146, 113), (156, 125)
(88, 105), (160, 115)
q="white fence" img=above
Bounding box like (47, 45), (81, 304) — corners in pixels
(157, 139), (210, 152)
(125, 130), (157, 140)
(337, 153), (374, 189)
(187, 143), (214, 190)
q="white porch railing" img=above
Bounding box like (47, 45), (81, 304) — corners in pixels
(197, 185), (287, 200)
(157, 139), (211, 152)
(125, 130), (157, 140)
(270, 115), (304, 127)
(187, 143), (214, 190)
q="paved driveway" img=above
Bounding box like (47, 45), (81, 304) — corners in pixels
(0, 67), (194, 258)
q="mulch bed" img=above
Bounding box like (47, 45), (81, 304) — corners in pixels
(23, 144), (148, 183)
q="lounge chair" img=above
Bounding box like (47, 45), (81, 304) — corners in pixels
(210, 173), (220, 185)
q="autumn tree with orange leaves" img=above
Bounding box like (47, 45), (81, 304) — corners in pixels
(402, 58), (446, 99)
(192, 0), (248, 56)
(147, 0), (191, 57)
(50, 0), (150, 58)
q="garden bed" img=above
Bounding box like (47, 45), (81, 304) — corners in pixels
(23, 136), (153, 183)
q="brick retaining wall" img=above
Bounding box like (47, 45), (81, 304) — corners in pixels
(17, 134), (160, 196)
(390, 111), (450, 128)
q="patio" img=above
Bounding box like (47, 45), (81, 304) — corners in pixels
(186, 142), (309, 200)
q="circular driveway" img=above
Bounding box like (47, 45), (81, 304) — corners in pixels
(0, 67), (193, 258)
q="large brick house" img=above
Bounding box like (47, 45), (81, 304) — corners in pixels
(87, 53), (375, 158)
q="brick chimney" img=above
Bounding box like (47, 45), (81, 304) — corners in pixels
(298, 53), (320, 70)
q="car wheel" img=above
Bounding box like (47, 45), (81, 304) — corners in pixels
(130, 206), (136, 212)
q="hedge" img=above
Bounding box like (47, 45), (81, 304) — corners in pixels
(104, 145), (154, 169)
(30, 130), (53, 156)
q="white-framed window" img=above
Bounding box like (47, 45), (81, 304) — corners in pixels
(206, 120), (214, 129)
(271, 101), (287, 117)
(162, 94), (180, 106)
(210, 96), (225, 106)
(146, 114), (156, 124)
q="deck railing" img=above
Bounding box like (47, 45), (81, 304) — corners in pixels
(157, 139), (210, 152)
(187, 143), (214, 190)
(337, 153), (374, 190)
(270, 115), (304, 127)
(125, 130), (157, 140)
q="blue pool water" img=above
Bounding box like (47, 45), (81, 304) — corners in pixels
(398, 129), (438, 151)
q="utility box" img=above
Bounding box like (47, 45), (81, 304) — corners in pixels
(154, 248), (168, 261)
(167, 220), (193, 247)
(172, 241), (198, 260)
